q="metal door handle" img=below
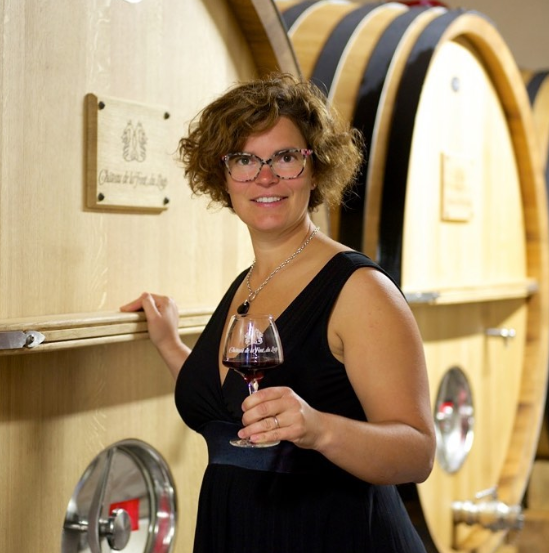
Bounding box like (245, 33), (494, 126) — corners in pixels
(64, 509), (131, 551)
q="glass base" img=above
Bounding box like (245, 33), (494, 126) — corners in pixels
(230, 438), (280, 448)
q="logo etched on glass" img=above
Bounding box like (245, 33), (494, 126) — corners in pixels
(245, 328), (264, 347)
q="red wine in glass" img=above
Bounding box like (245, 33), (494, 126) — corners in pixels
(222, 359), (280, 384)
(222, 314), (284, 448)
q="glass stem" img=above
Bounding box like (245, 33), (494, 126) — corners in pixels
(247, 379), (259, 395)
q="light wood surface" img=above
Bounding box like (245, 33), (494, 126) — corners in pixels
(0, 1), (298, 552)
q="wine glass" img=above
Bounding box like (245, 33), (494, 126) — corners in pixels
(222, 313), (284, 448)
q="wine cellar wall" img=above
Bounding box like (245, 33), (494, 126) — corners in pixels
(0, 1), (299, 552)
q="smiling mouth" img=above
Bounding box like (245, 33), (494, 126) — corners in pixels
(253, 196), (285, 204)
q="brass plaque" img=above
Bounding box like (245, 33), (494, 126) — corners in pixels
(86, 94), (173, 211)
(440, 152), (475, 222)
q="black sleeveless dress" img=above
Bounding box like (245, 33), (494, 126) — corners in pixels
(175, 251), (427, 553)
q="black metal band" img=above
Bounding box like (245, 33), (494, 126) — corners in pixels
(279, 0), (319, 32)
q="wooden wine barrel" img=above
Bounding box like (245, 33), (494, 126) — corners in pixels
(523, 70), (549, 460)
(0, 2), (298, 552)
(277, 2), (549, 552)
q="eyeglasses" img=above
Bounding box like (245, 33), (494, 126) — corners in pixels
(222, 148), (313, 182)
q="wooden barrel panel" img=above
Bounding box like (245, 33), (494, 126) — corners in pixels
(0, 1), (298, 552)
(410, 299), (527, 551)
(277, 2), (549, 552)
(399, 20), (526, 291)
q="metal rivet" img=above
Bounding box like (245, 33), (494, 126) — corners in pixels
(98, 101), (106, 110)
(451, 77), (460, 92)
(164, 112), (170, 120)
(98, 193), (105, 202)
(163, 197), (170, 205)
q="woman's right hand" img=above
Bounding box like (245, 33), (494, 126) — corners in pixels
(121, 292), (190, 379)
(121, 292), (179, 347)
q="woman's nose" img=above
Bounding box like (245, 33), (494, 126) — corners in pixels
(255, 162), (278, 185)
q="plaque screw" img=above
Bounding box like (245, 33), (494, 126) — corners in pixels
(451, 77), (460, 92)
(98, 101), (106, 110)
(164, 112), (170, 120)
(163, 197), (170, 205)
(98, 193), (105, 202)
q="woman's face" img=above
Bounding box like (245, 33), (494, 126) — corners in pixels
(224, 117), (314, 234)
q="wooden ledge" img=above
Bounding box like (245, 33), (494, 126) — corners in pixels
(0, 309), (213, 356)
(404, 279), (539, 305)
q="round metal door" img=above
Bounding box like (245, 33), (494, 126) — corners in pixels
(61, 439), (177, 553)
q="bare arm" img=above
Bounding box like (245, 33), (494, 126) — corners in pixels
(239, 268), (436, 485)
(120, 292), (190, 380)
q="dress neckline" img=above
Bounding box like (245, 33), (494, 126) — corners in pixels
(218, 251), (358, 389)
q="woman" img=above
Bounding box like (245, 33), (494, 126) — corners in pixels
(122, 73), (435, 552)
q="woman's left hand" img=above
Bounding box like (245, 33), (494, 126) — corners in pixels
(238, 386), (324, 448)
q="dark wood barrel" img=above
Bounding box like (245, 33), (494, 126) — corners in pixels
(277, 2), (549, 552)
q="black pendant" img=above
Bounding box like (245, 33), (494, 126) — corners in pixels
(237, 301), (250, 315)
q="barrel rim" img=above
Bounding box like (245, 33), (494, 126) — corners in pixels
(229, 0), (301, 76)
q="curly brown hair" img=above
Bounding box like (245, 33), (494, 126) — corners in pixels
(178, 73), (364, 211)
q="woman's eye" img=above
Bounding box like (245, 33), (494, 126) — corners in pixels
(279, 152), (297, 163)
(235, 156), (253, 166)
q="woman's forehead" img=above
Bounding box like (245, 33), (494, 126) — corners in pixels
(240, 117), (305, 149)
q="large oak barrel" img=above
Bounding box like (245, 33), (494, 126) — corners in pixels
(277, 2), (549, 552)
(0, 2), (298, 552)
(523, 70), (549, 461)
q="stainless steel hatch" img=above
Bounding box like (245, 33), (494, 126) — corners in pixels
(61, 439), (177, 552)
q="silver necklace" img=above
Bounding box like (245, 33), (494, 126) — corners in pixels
(237, 226), (320, 315)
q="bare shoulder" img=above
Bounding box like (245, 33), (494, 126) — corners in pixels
(336, 264), (411, 320)
(328, 264), (422, 361)
(328, 263), (429, 421)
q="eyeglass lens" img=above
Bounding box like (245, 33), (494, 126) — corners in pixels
(224, 149), (311, 182)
